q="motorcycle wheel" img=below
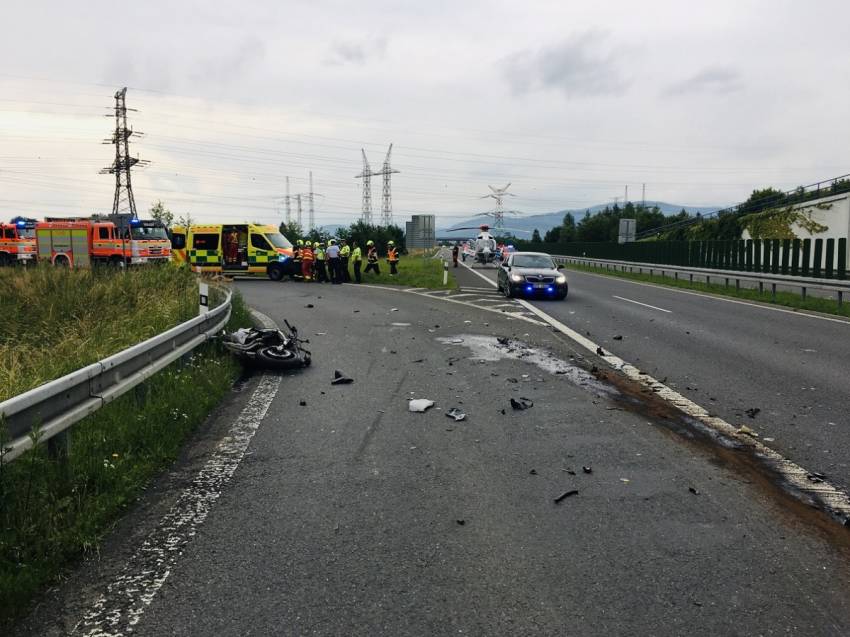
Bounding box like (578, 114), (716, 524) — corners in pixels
(256, 346), (309, 369)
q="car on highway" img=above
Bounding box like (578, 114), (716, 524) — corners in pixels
(497, 251), (568, 300)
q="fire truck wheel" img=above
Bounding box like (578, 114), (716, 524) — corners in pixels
(109, 256), (124, 267)
(0, 253), (9, 266)
(267, 264), (285, 281)
(54, 255), (70, 267)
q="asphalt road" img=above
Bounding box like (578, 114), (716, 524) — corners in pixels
(18, 275), (850, 636)
(453, 257), (850, 496)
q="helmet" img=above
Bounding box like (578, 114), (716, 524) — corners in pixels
(314, 241), (320, 248)
(388, 240), (395, 246)
(329, 239), (337, 245)
(297, 239), (304, 246)
(367, 240), (374, 246)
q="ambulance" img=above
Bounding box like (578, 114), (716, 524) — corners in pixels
(170, 223), (294, 280)
(0, 218), (37, 265)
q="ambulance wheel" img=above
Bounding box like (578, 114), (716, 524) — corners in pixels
(267, 264), (284, 281)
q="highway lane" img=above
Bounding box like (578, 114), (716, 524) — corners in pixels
(452, 258), (850, 494)
(15, 277), (850, 636)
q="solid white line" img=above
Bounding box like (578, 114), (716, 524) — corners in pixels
(612, 295), (672, 313)
(568, 267), (850, 326)
(76, 314), (282, 636)
(458, 260), (850, 526)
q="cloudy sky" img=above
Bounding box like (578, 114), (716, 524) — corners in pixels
(1, 0), (849, 228)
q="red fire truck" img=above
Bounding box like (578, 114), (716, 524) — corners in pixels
(0, 218), (37, 265)
(36, 215), (171, 267)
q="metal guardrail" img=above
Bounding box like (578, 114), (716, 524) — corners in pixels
(0, 288), (232, 464)
(553, 255), (850, 306)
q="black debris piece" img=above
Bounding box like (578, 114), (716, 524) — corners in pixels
(529, 469), (537, 475)
(353, 310), (360, 313)
(590, 366), (599, 374)
(411, 359), (424, 363)
(689, 487), (700, 495)
(497, 336), (510, 346)
(446, 408), (466, 422)
(554, 490), (579, 504)
(807, 472), (826, 483)
(564, 469), (576, 476)
(331, 370), (354, 385)
(582, 466), (592, 474)
(299, 400), (307, 406)
(510, 397), (533, 410)
(612, 335), (623, 341)
(500, 409), (506, 415)
(456, 519), (466, 526)
(506, 377), (518, 383)
(596, 347), (606, 356)
(390, 350), (397, 354)
(305, 304), (314, 308)
(745, 407), (761, 419)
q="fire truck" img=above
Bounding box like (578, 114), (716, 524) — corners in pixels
(35, 214), (171, 267)
(0, 218), (37, 265)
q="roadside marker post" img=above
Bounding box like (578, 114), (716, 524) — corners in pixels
(443, 261), (448, 286)
(199, 282), (209, 315)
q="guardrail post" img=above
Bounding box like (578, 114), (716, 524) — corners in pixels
(47, 430), (69, 464)
(735, 279), (740, 291)
(839, 291), (843, 308)
(801, 286), (807, 300)
(759, 281), (764, 294)
(771, 283), (776, 301)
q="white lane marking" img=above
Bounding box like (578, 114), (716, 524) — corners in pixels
(461, 258), (850, 526)
(567, 267), (850, 326)
(75, 317), (282, 636)
(612, 295), (672, 313)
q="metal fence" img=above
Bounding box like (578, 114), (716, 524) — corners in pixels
(0, 288), (232, 464)
(521, 237), (848, 280)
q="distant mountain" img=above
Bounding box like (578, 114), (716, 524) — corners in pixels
(436, 202), (722, 236)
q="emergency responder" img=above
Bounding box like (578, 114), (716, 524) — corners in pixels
(387, 240), (399, 276)
(300, 241), (314, 281)
(314, 241), (328, 282)
(351, 240), (362, 283)
(452, 243), (459, 267)
(225, 229), (239, 265)
(293, 239), (303, 279)
(364, 240), (380, 275)
(326, 238), (341, 284)
(339, 239), (351, 282)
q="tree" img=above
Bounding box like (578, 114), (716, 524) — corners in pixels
(149, 200), (173, 227)
(279, 221), (303, 243)
(531, 228), (542, 243)
(175, 212), (194, 228)
(561, 212), (577, 242)
(543, 226), (561, 242)
(336, 221), (406, 254)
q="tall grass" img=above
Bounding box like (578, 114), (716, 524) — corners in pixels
(0, 264), (253, 624)
(356, 253), (456, 289)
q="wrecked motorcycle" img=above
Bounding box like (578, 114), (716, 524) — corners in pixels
(222, 320), (311, 370)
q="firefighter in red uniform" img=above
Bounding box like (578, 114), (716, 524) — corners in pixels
(300, 242), (314, 281)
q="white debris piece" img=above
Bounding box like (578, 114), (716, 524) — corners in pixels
(408, 399), (435, 413)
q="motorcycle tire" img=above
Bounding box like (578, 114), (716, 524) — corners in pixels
(256, 346), (310, 370)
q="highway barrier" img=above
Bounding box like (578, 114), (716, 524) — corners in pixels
(521, 238), (847, 280)
(0, 287), (232, 464)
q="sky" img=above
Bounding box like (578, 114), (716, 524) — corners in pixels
(1, 0), (849, 229)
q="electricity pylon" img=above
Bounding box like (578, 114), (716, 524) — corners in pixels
(100, 87), (148, 218)
(355, 144), (399, 226)
(479, 183), (516, 230)
(355, 149), (373, 224)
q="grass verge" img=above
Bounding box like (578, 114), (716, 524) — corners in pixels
(0, 266), (253, 625)
(564, 262), (850, 318)
(353, 252), (457, 289)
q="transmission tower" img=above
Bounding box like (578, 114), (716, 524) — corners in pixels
(100, 87), (148, 218)
(479, 183), (516, 230)
(377, 144), (400, 226)
(308, 171), (315, 231)
(355, 149), (373, 223)
(295, 194), (302, 227)
(285, 176), (291, 223)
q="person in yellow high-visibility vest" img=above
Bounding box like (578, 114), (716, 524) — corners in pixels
(351, 240), (363, 283)
(386, 240), (399, 276)
(339, 239), (351, 282)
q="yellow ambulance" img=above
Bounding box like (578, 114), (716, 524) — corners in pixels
(171, 223), (294, 280)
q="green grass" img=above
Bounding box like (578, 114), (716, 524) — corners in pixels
(355, 252), (457, 289)
(565, 262), (850, 318)
(0, 264), (253, 625)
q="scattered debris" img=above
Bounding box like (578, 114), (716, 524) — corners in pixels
(450, 338), (464, 344)
(315, 332), (327, 335)
(612, 335), (623, 340)
(456, 519), (466, 526)
(689, 487), (700, 495)
(506, 377), (518, 383)
(331, 370), (354, 385)
(463, 320), (472, 324)
(620, 478), (630, 484)
(299, 400), (307, 406)
(390, 308), (399, 312)
(745, 407), (761, 419)
(411, 358), (424, 363)
(497, 336), (510, 346)
(554, 489), (579, 504)
(807, 471), (826, 483)
(510, 397), (533, 410)
(353, 310), (360, 313)
(563, 469), (576, 476)
(582, 466), (592, 474)
(596, 347), (606, 356)
(409, 398), (435, 412)
(500, 409), (506, 415)
(737, 425), (758, 438)
(446, 408), (466, 421)
(305, 304), (314, 308)
(391, 322), (411, 327)
(529, 469), (537, 475)
(763, 437), (775, 442)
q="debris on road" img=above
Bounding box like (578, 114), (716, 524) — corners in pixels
(689, 487), (700, 495)
(305, 304), (314, 308)
(450, 338), (464, 344)
(331, 370), (354, 385)
(411, 358), (424, 363)
(807, 472), (827, 483)
(409, 398), (435, 412)
(529, 469), (537, 475)
(596, 347), (606, 356)
(582, 466), (592, 474)
(456, 519), (466, 526)
(299, 400), (307, 406)
(563, 469), (576, 475)
(510, 397), (533, 410)
(554, 489), (579, 504)
(390, 308), (399, 312)
(620, 478), (630, 484)
(613, 335), (623, 340)
(737, 425), (759, 438)
(745, 407), (761, 419)
(446, 408), (466, 421)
